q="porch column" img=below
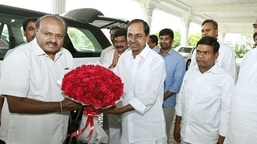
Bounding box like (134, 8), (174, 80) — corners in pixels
(51, 0), (66, 14)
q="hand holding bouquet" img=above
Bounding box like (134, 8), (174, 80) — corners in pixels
(61, 64), (123, 143)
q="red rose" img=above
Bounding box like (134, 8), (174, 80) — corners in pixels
(62, 64), (123, 111)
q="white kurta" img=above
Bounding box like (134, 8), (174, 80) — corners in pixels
(176, 64), (234, 144)
(225, 48), (257, 144)
(99, 45), (114, 64)
(0, 38), (74, 144)
(115, 46), (167, 143)
(101, 48), (115, 68)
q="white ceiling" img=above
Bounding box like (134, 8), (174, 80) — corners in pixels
(147, 0), (257, 35)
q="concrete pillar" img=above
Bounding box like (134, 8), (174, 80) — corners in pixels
(180, 18), (190, 45)
(51, 0), (66, 14)
(139, 0), (157, 27)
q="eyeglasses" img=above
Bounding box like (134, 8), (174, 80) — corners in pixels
(253, 24), (257, 28)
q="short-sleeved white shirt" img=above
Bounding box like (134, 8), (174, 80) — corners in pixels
(0, 38), (74, 144)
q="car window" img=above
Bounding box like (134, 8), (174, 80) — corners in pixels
(67, 27), (102, 53)
(0, 12), (26, 60)
(0, 24), (9, 58)
(178, 47), (193, 53)
(183, 47), (193, 53)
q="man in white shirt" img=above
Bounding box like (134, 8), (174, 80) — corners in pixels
(99, 26), (120, 136)
(101, 28), (128, 69)
(174, 36), (234, 144)
(188, 19), (236, 82)
(0, 17), (38, 132)
(104, 19), (167, 144)
(99, 26), (120, 64)
(23, 17), (38, 42)
(224, 17), (257, 144)
(101, 28), (128, 144)
(0, 15), (82, 144)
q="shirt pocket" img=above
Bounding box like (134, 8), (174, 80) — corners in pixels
(134, 75), (149, 96)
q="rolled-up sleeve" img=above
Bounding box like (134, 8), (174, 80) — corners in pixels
(129, 98), (146, 114)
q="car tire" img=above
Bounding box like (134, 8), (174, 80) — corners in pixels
(186, 59), (191, 70)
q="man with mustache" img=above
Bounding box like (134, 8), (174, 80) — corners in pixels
(155, 28), (186, 143)
(23, 17), (38, 42)
(0, 15), (82, 144)
(174, 36), (234, 144)
(101, 28), (128, 144)
(104, 19), (167, 144)
(188, 19), (236, 82)
(102, 28), (128, 69)
(99, 26), (120, 64)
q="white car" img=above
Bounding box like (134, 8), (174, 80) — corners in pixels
(174, 46), (195, 70)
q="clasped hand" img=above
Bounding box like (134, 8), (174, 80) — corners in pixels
(91, 106), (122, 115)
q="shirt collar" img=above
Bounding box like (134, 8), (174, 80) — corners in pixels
(193, 63), (220, 74)
(207, 63), (220, 74)
(129, 45), (150, 59)
(156, 48), (173, 55)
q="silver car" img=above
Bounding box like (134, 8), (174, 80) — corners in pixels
(174, 45), (195, 70)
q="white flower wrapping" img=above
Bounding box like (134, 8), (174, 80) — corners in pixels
(57, 79), (108, 144)
(77, 115), (108, 144)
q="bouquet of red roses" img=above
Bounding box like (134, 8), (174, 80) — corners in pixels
(61, 64), (123, 143)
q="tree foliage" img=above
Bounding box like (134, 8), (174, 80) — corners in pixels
(188, 33), (201, 46)
(152, 30), (251, 59)
(173, 30), (181, 48)
(234, 44), (249, 58)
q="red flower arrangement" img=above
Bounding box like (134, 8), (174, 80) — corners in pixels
(61, 64), (123, 143)
(61, 64), (123, 109)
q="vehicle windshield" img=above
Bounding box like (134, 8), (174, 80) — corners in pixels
(67, 27), (102, 53)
